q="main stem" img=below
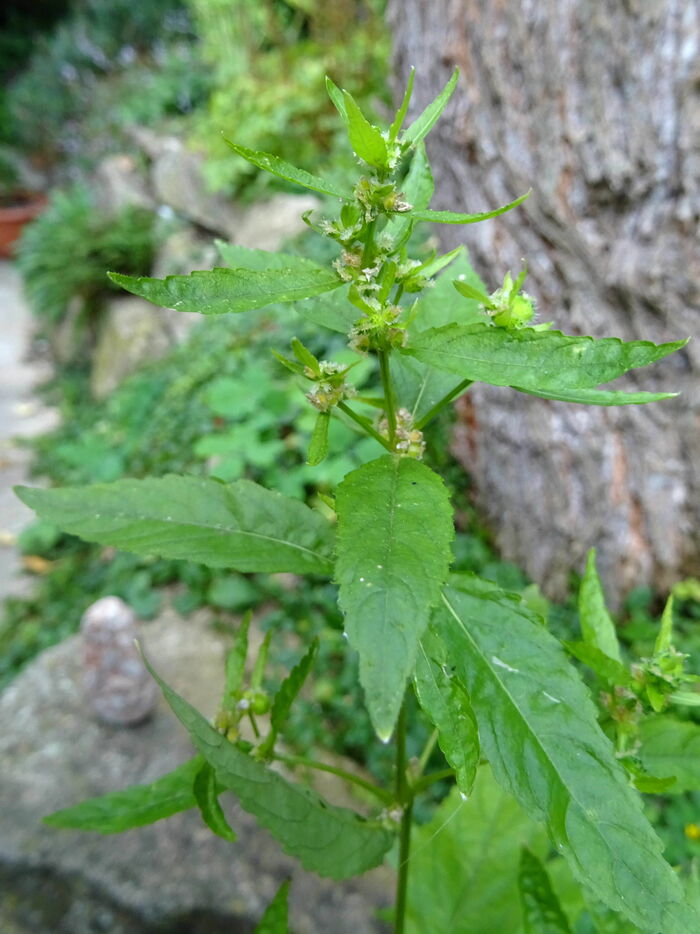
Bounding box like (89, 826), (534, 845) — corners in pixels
(378, 349), (397, 446)
(394, 698), (412, 933)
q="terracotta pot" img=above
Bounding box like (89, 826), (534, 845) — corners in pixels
(0, 193), (46, 258)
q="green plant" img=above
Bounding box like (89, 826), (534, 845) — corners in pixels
(16, 72), (700, 932)
(16, 184), (157, 330)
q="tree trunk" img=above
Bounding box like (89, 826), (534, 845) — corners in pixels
(387, 0), (700, 604)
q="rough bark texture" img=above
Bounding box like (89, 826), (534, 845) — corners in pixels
(388, 0), (700, 604)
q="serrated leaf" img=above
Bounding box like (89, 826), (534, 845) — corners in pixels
(519, 847), (573, 934)
(414, 627), (479, 795)
(514, 385), (680, 406)
(193, 760), (236, 841)
(579, 550), (621, 662)
(109, 263), (342, 315)
(638, 716), (700, 793)
(294, 284), (358, 334)
(402, 68), (459, 148)
(389, 66), (415, 140)
(563, 641), (633, 688)
(342, 90), (388, 168)
(16, 475), (334, 576)
(383, 142), (434, 248)
(142, 653), (394, 878)
(224, 612), (251, 708)
(391, 355), (469, 424)
(44, 757), (204, 832)
(215, 241), (320, 273)
(335, 455), (454, 739)
(406, 323), (686, 394)
(307, 412), (330, 466)
(271, 639), (318, 734)
(224, 139), (349, 199)
(435, 574), (700, 934)
(655, 595), (675, 654)
(255, 880), (290, 933)
(409, 190), (530, 223)
(406, 766), (549, 934)
(411, 254), (487, 334)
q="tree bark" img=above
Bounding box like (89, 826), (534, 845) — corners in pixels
(387, 0), (700, 604)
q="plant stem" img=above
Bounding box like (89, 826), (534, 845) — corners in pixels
(361, 218), (377, 267)
(378, 350), (397, 446)
(271, 752), (394, 805)
(337, 401), (392, 451)
(395, 799), (413, 933)
(412, 768), (455, 795)
(394, 698), (412, 934)
(416, 728), (439, 777)
(414, 378), (473, 430)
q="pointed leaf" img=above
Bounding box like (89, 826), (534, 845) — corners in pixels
(143, 654), (394, 878)
(307, 412), (330, 466)
(453, 278), (493, 306)
(383, 142), (434, 247)
(579, 550), (621, 662)
(514, 385), (680, 406)
(655, 595), (675, 654)
(325, 76), (347, 122)
(412, 254), (487, 333)
(435, 574), (700, 934)
(389, 67), (415, 140)
(16, 476), (335, 575)
(335, 455), (454, 739)
(391, 355), (469, 424)
(519, 847), (572, 934)
(406, 766), (549, 934)
(409, 246), (465, 283)
(224, 139), (349, 199)
(409, 190), (530, 223)
(255, 880), (290, 933)
(414, 627), (479, 795)
(294, 284), (357, 334)
(402, 68), (459, 148)
(271, 639), (319, 734)
(44, 757), (204, 832)
(109, 263), (342, 316)
(406, 323), (686, 394)
(563, 641), (633, 689)
(342, 90), (388, 168)
(193, 760), (236, 841)
(638, 716), (700, 793)
(215, 241), (321, 273)
(224, 612), (251, 709)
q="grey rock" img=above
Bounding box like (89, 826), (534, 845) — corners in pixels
(0, 610), (391, 933)
(82, 597), (158, 726)
(90, 296), (175, 399)
(93, 154), (154, 215)
(230, 193), (320, 252)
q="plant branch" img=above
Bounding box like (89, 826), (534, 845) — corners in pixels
(414, 379), (473, 430)
(271, 752), (394, 805)
(337, 402), (392, 450)
(378, 350), (397, 445)
(411, 768), (455, 795)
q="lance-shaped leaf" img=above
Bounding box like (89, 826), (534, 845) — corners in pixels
(325, 75), (348, 122)
(406, 322), (686, 394)
(435, 574), (700, 934)
(335, 455), (454, 739)
(255, 880), (290, 933)
(402, 67), (459, 148)
(109, 262), (343, 316)
(409, 190), (530, 224)
(215, 241), (322, 273)
(414, 627), (479, 796)
(519, 848), (572, 934)
(638, 716), (700, 793)
(193, 760), (236, 841)
(389, 66), (415, 140)
(293, 284), (358, 334)
(143, 653), (394, 878)
(16, 475), (334, 576)
(307, 412), (330, 466)
(563, 641), (633, 689)
(224, 139), (349, 199)
(342, 90), (388, 168)
(578, 549), (621, 662)
(514, 385), (680, 406)
(270, 639), (319, 735)
(383, 142), (434, 247)
(44, 757), (204, 832)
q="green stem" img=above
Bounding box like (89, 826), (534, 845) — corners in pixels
(395, 799), (413, 933)
(378, 350), (397, 446)
(414, 378), (473, 431)
(337, 402), (392, 451)
(411, 768), (455, 796)
(416, 728), (439, 777)
(271, 752), (394, 805)
(361, 218), (377, 267)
